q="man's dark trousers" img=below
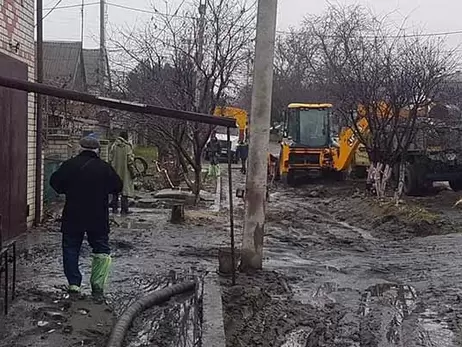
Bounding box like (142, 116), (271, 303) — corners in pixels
(62, 229), (110, 287)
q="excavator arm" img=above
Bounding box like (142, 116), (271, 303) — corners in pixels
(333, 117), (370, 171)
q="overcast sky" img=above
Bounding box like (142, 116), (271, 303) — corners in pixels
(42, 0), (462, 50)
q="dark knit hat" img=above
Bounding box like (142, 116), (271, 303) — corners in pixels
(79, 136), (100, 149)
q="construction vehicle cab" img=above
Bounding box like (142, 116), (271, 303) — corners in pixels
(278, 103), (335, 184)
(208, 106), (248, 163)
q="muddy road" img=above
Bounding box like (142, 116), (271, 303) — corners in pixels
(3, 166), (462, 347)
(0, 195), (229, 347)
(223, 177), (462, 347)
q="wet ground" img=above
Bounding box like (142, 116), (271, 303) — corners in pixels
(0, 179), (227, 346)
(3, 164), (462, 347)
(222, 174), (462, 347)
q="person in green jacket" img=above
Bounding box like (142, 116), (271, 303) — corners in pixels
(110, 131), (136, 215)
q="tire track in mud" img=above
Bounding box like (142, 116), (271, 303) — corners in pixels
(264, 185), (462, 347)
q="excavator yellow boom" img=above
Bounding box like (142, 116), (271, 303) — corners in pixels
(333, 117), (369, 172)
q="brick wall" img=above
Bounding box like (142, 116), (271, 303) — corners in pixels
(0, 0), (36, 226)
(100, 140), (110, 162)
(45, 135), (111, 163)
(46, 135), (73, 161)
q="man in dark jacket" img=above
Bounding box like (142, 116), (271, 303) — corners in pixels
(207, 133), (221, 165)
(50, 136), (122, 299)
(206, 133), (222, 178)
(236, 139), (249, 174)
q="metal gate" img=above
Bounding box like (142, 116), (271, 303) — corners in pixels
(0, 53), (28, 243)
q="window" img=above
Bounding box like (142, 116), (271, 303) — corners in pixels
(288, 108), (330, 147)
(215, 126), (239, 137)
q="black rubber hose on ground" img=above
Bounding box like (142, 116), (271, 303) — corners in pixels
(106, 281), (196, 347)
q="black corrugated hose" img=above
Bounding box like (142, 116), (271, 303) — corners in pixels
(106, 281), (196, 347)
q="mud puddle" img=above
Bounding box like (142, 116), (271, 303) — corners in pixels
(0, 289), (114, 347)
(281, 328), (313, 347)
(223, 168), (462, 347)
(222, 271), (324, 347)
(125, 274), (203, 347)
(419, 309), (455, 347)
(3, 186), (227, 347)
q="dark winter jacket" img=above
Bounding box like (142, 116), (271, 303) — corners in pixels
(207, 138), (221, 155)
(50, 151), (123, 233)
(236, 143), (249, 160)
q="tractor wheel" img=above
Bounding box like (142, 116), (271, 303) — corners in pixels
(333, 170), (347, 181)
(352, 166), (368, 179)
(403, 162), (428, 196)
(281, 170), (295, 186)
(134, 156), (149, 176)
(275, 152), (283, 181)
(449, 179), (462, 192)
(275, 161), (281, 181)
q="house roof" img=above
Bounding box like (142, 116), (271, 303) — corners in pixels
(42, 41), (111, 92)
(43, 41), (83, 88)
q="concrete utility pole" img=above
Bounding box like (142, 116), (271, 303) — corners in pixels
(241, 0), (278, 271)
(81, 0), (85, 45)
(99, 0), (106, 94)
(35, 0), (44, 226)
(194, 0), (206, 112)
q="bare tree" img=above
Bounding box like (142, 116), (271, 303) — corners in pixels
(272, 29), (329, 121)
(110, 0), (256, 198)
(297, 5), (457, 197)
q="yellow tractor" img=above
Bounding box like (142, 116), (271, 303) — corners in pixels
(278, 103), (335, 184)
(277, 103), (370, 185)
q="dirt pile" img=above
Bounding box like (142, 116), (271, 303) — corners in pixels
(222, 271), (325, 347)
(297, 182), (459, 240)
(222, 170), (462, 347)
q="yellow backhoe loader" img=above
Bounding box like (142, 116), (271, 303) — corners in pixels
(277, 103), (368, 185)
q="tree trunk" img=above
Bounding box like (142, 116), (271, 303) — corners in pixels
(373, 162), (383, 197)
(381, 164), (392, 196)
(193, 165), (202, 204)
(171, 205), (185, 224)
(370, 162), (392, 198)
(394, 161), (405, 205)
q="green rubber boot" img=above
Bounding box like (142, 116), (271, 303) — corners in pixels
(90, 253), (112, 303)
(67, 285), (81, 294)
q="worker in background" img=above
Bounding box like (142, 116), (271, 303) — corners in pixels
(110, 131), (136, 215)
(236, 138), (249, 174)
(50, 136), (122, 301)
(207, 132), (221, 178)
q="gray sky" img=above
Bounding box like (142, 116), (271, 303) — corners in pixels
(43, 0), (462, 50)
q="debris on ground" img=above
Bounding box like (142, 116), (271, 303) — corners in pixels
(222, 271), (323, 347)
(5, 166), (462, 347)
(223, 176), (462, 347)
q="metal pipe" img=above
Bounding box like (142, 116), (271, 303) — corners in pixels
(4, 251), (8, 315)
(0, 76), (236, 128)
(0, 215), (3, 253)
(227, 127), (236, 286)
(12, 243), (16, 300)
(35, 0), (44, 226)
(106, 281), (196, 347)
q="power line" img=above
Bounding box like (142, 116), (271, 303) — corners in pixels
(105, 3), (462, 38)
(42, 0), (66, 21)
(106, 2), (196, 21)
(275, 28), (462, 38)
(44, 1), (98, 10)
(41, 1), (462, 39)
(400, 30), (462, 38)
